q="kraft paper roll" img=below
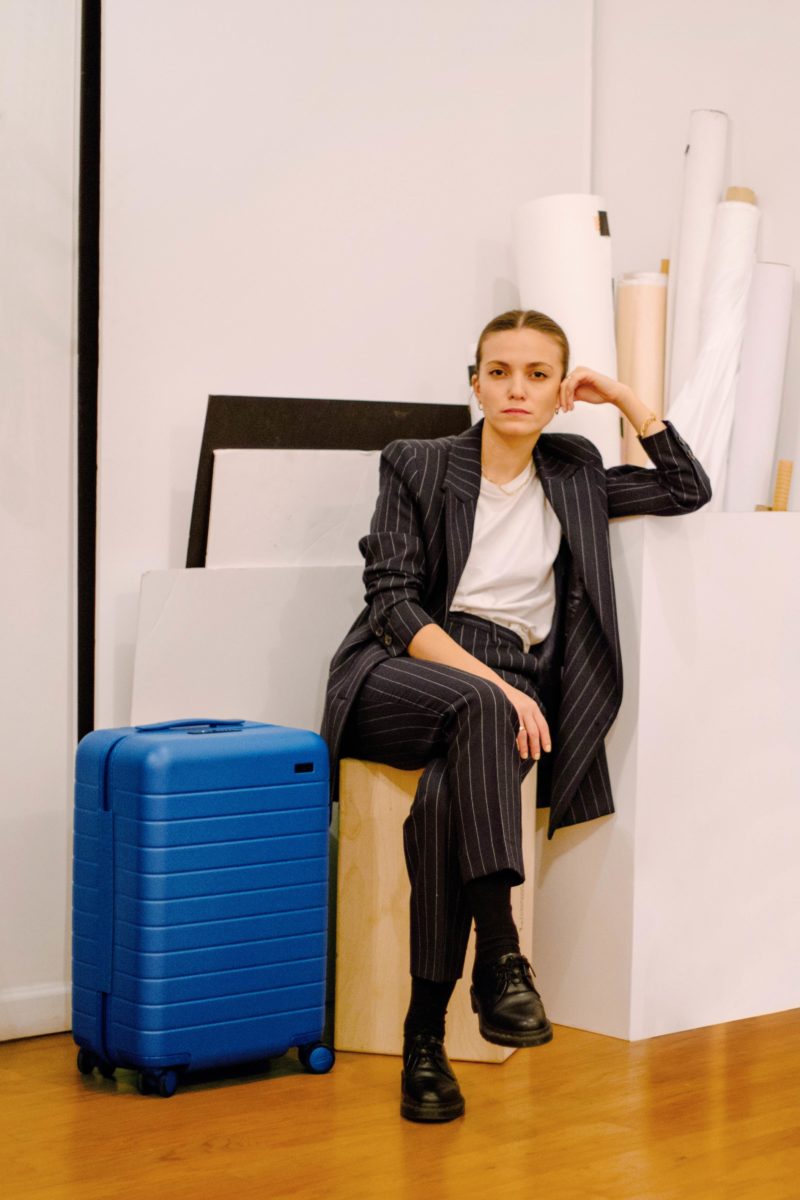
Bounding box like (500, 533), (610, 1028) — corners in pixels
(668, 197), (760, 509)
(615, 273), (667, 467)
(514, 193), (621, 466)
(666, 109), (729, 409)
(723, 262), (794, 511)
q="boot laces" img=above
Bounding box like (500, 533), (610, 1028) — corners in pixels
(495, 954), (536, 990)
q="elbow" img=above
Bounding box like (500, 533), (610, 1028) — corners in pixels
(695, 473), (713, 510)
(681, 468), (713, 513)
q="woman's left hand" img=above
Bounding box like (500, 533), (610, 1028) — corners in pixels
(559, 367), (632, 412)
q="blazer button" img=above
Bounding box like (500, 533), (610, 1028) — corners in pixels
(383, 633), (393, 647)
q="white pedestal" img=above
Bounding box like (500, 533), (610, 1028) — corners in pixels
(533, 513), (800, 1040)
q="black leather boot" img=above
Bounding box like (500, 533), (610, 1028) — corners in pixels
(470, 953), (553, 1048)
(400, 1032), (465, 1122)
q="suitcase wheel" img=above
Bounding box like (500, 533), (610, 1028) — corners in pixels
(298, 1043), (335, 1074)
(137, 1069), (178, 1098)
(77, 1048), (117, 1080)
(76, 1048), (97, 1075)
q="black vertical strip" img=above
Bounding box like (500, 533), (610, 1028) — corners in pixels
(77, 0), (101, 739)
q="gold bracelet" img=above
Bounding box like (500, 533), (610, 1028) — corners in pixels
(638, 412), (659, 439)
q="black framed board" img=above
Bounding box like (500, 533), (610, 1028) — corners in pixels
(186, 395), (471, 567)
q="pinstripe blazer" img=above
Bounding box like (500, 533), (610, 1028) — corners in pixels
(322, 418), (712, 837)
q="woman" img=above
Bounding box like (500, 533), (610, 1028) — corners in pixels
(321, 309), (712, 1123)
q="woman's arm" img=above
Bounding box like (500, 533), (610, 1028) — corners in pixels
(408, 623), (551, 763)
(363, 440), (550, 761)
(559, 368), (712, 518)
(359, 442), (436, 656)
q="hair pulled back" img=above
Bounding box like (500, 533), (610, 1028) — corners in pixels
(474, 309), (570, 380)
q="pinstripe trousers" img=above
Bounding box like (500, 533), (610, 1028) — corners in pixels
(341, 612), (561, 983)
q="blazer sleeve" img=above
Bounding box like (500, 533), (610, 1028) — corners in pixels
(358, 440), (435, 657)
(604, 420), (713, 519)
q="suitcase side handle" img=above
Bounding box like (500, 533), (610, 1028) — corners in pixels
(135, 718), (247, 733)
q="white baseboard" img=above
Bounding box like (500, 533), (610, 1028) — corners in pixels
(0, 983), (71, 1042)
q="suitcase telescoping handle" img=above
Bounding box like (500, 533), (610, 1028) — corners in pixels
(135, 718), (247, 734)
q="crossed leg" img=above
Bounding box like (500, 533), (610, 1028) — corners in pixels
(343, 655), (536, 982)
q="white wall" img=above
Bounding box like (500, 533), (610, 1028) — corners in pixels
(592, 0), (800, 505)
(0, 0), (79, 1038)
(7, 0), (797, 1040)
(96, 0), (594, 725)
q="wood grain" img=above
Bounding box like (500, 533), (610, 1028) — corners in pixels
(335, 759), (538, 1063)
(3, 1010), (798, 1199)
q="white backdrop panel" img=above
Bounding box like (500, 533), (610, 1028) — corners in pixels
(131, 567), (364, 732)
(0, 0), (79, 1040)
(207, 449), (380, 567)
(96, 0), (593, 725)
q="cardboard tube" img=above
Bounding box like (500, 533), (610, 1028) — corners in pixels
(616, 273), (667, 466)
(726, 186), (757, 205)
(772, 460), (793, 511)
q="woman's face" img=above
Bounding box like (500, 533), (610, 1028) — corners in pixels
(473, 327), (563, 440)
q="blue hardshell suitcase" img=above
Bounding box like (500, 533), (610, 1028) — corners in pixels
(72, 718), (334, 1096)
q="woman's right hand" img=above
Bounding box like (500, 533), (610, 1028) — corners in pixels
(500, 683), (551, 762)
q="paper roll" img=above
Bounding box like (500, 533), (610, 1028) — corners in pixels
(723, 262), (794, 511)
(666, 109), (729, 409)
(615, 273), (667, 466)
(772, 460), (793, 511)
(668, 198), (760, 508)
(514, 193), (621, 466)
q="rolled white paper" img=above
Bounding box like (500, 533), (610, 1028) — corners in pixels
(615, 273), (667, 467)
(666, 109), (729, 409)
(668, 199), (760, 508)
(514, 193), (621, 466)
(724, 262), (794, 511)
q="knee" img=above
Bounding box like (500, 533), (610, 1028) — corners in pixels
(454, 677), (517, 729)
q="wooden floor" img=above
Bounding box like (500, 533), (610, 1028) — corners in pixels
(3, 1011), (798, 1200)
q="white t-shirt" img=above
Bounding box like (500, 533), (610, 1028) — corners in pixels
(450, 460), (562, 650)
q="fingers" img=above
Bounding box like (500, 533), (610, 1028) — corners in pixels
(562, 366), (620, 410)
(516, 721), (537, 761)
(562, 368), (592, 410)
(515, 704), (551, 762)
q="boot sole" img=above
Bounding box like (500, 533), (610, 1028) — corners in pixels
(400, 1073), (465, 1122)
(475, 1018), (553, 1048)
(471, 990), (554, 1048)
(400, 1097), (466, 1122)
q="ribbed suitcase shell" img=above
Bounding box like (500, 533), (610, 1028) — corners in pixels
(72, 720), (330, 1080)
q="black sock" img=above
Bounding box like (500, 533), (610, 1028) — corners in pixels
(403, 976), (457, 1042)
(465, 869), (521, 971)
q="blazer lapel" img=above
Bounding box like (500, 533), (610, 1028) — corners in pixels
(440, 423), (616, 651)
(442, 421), (483, 612)
(534, 434), (617, 649)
